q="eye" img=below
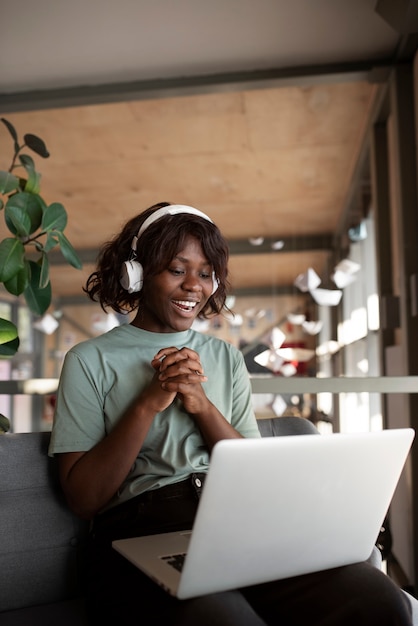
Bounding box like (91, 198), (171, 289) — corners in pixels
(168, 268), (185, 276)
(200, 272), (211, 280)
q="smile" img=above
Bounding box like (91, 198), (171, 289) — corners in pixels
(172, 300), (198, 312)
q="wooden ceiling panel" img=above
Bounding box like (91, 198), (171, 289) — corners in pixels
(228, 250), (331, 290)
(35, 143), (350, 246)
(0, 79), (376, 300)
(245, 82), (375, 150)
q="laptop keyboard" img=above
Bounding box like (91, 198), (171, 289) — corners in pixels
(161, 553), (186, 572)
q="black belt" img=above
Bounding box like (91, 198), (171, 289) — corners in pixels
(128, 472), (207, 503)
(93, 472), (207, 534)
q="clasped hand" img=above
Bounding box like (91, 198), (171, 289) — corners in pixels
(149, 346), (209, 415)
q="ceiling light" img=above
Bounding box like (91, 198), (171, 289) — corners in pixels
(271, 240), (285, 250)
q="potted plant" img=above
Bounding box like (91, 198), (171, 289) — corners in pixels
(0, 117), (82, 431)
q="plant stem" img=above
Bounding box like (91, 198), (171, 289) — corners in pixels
(23, 231), (48, 245)
(9, 144), (25, 173)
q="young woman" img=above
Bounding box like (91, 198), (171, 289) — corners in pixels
(49, 202), (412, 625)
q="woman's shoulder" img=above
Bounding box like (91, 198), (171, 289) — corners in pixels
(189, 329), (242, 359)
(65, 324), (135, 360)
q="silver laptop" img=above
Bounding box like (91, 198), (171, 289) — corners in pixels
(112, 428), (414, 599)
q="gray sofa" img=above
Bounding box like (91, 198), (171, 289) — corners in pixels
(1, 420), (417, 625)
(0, 430), (89, 625)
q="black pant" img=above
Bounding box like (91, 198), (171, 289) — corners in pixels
(83, 475), (412, 626)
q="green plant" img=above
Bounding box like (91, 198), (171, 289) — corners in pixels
(0, 117), (82, 357)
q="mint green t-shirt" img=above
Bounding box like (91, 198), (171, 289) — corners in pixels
(49, 325), (260, 510)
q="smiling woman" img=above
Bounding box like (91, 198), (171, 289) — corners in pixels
(47, 202), (413, 626)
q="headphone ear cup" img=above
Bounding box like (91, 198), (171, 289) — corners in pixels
(211, 273), (219, 295)
(120, 260), (144, 293)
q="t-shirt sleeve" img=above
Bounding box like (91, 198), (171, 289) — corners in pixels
(48, 350), (107, 456)
(230, 349), (261, 438)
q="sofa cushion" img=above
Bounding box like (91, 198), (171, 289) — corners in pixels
(0, 432), (88, 613)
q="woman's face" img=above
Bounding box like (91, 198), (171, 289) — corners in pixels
(135, 235), (215, 333)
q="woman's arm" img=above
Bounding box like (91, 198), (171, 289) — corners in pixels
(58, 370), (178, 520)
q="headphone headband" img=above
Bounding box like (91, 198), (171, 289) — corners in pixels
(131, 205), (213, 252)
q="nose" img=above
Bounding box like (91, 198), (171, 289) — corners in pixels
(181, 272), (203, 292)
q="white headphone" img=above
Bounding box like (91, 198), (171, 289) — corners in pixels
(120, 205), (220, 294)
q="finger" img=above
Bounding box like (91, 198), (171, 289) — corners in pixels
(156, 349), (202, 373)
(177, 347), (200, 361)
(159, 358), (205, 379)
(154, 346), (200, 362)
(152, 348), (183, 372)
(160, 373), (207, 391)
(153, 346), (181, 363)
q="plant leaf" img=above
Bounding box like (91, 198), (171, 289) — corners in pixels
(0, 319), (20, 357)
(0, 317), (18, 343)
(0, 170), (20, 195)
(57, 231), (83, 269)
(4, 260), (30, 295)
(0, 414), (11, 433)
(23, 260), (51, 315)
(5, 192), (44, 235)
(39, 252), (50, 289)
(41, 202), (67, 232)
(19, 153), (35, 172)
(44, 231), (59, 252)
(1, 118), (19, 154)
(18, 153), (39, 194)
(24, 133), (50, 158)
(0, 336), (20, 357)
(0, 238), (25, 282)
(5, 202), (32, 236)
(24, 169), (41, 194)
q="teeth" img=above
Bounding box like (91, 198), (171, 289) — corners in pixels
(173, 300), (197, 308)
